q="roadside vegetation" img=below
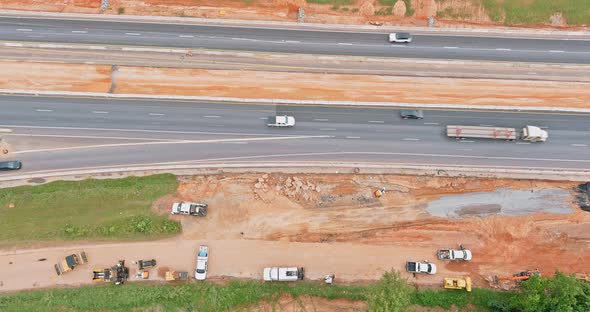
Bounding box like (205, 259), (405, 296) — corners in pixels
(479, 0), (590, 25)
(0, 174), (180, 247)
(1, 271), (587, 312)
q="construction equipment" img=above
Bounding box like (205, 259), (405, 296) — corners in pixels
(54, 251), (88, 276)
(92, 260), (129, 285)
(374, 187), (386, 198)
(136, 270), (149, 279)
(137, 259), (157, 270)
(446, 125), (548, 142)
(443, 277), (472, 292)
(438, 244), (472, 261)
(165, 271), (189, 281)
(493, 269), (540, 285)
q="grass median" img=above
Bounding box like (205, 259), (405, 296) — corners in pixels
(0, 174), (180, 247)
(0, 280), (513, 312)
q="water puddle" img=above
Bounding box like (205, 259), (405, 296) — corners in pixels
(426, 188), (572, 219)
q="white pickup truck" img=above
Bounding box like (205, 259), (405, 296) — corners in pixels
(267, 115), (295, 127)
(406, 261), (437, 275)
(195, 245), (209, 281)
(171, 202), (208, 217)
(438, 245), (472, 261)
(263, 267), (304, 282)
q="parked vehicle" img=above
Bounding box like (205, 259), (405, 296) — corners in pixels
(443, 277), (472, 292)
(446, 125), (548, 142)
(171, 202), (208, 216)
(406, 261), (437, 274)
(0, 160), (21, 170)
(263, 267), (305, 282)
(92, 260), (129, 285)
(389, 32), (412, 43)
(138, 259), (157, 270)
(54, 251), (88, 275)
(400, 110), (424, 119)
(195, 245), (209, 281)
(166, 271), (189, 281)
(267, 115), (295, 127)
(438, 245), (472, 261)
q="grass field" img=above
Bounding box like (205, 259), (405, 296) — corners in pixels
(0, 281), (515, 312)
(480, 0), (590, 25)
(0, 174), (180, 247)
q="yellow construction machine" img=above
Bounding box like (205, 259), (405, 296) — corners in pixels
(443, 277), (472, 292)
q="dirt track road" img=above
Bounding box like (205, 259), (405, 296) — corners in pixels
(0, 238), (448, 292)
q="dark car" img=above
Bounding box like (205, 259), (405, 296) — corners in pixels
(0, 160), (22, 170)
(138, 259), (157, 270)
(400, 110), (424, 120)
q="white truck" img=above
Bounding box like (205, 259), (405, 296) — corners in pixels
(438, 245), (472, 261)
(406, 261), (437, 275)
(263, 267), (304, 282)
(195, 245), (209, 281)
(446, 125), (548, 142)
(267, 115), (295, 127)
(171, 202), (208, 217)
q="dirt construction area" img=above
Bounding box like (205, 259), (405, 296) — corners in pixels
(1, 173), (589, 292)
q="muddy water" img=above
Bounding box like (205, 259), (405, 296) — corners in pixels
(426, 188), (572, 219)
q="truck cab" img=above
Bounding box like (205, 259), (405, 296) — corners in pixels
(522, 125), (548, 142)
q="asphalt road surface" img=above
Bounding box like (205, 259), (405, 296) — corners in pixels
(0, 96), (589, 174)
(1, 17), (589, 63)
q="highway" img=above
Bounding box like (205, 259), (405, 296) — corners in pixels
(1, 17), (589, 63)
(0, 95), (589, 174)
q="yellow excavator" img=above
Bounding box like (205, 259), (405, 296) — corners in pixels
(443, 277), (472, 292)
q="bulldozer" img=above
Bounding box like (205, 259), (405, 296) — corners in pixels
(443, 277), (472, 292)
(92, 260), (129, 285)
(492, 269), (540, 288)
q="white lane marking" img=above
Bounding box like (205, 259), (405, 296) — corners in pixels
(125, 33), (141, 36)
(16, 28), (32, 32)
(403, 138), (420, 141)
(231, 38), (258, 41)
(444, 46), (459, 49)
(319, 128), (336, 131)
(13, 135), (331, 154)
(540, 126), (549, 129)
(72, 30), (87, 33)
(346, 136), (361, 139)
(496, 48), (511, 51)
(179, 35), (194, 38)
(0, 124), (294, 137)
(149, 113), (165, 116)
(459, 140), (475, 143)
(92, 111), (109, 114)
(549, 50), (565, 53)
(338, 43), (353, 45)
(516, 142), (531, 145)
(479, 124), (494, 126)
(203, 115), (221, 118)
(222, 142), (248, 144)
(259, 117), (269, 120)
(3, 43), (23, 47)
(35, 109), (53, 112)
(285, 40), (300, 43)
(84, 61), (95, 64)
(368, 120), (385, 123)
(8, 133), (180, 141)
(571, 144), (587, 147)
(314, 118), (329, 121)
(423, 122), (439, 125)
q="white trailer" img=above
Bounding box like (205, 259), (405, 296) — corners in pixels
(446, 125), (547, 142)
(263, 267), (304, 282)
(267, 115), (295, 127)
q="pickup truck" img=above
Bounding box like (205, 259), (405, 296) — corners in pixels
(438, 246), (472, 261)
(267, 115), (295, 127)
(195, 245), (209, 281)
(171, 202), (208, 216)
(406, 261), (437, 275)
(54, 251), (88, 275)
(263, 267), (304, 282)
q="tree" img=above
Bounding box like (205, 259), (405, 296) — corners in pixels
(506, 272), (590, 312)
(367, 270), (415, 312)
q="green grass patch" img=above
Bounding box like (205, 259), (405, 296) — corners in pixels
(307, 0), (354, 5)
(412, 288), (515, 310)
(0, 281), (368, 312)
(375, 7), (394, 15)
(403, 0), (415, 16)
(378, 0), (397, 5)
(478, 0), (590, 25)
(0, 174), (180, 247)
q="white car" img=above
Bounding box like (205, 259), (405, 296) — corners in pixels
(389, 32), (412, 43)
(195, 245), (209, 280)
(267, 115), (295, 127)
